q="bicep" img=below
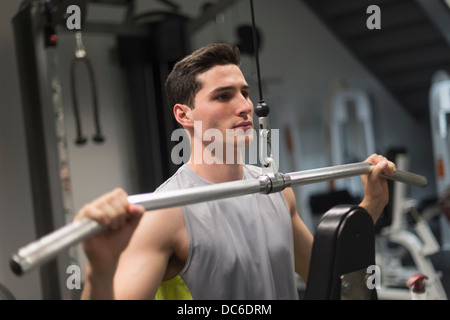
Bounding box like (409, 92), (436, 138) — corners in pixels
(282, 188), (314, 283)
(113, 208), (180, 299)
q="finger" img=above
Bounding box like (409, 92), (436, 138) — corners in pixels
(389, 161), (397, 175)
(125, 204), (145, 228)
(111, 188), (129, 205)
(366, 153), (380, 163)
(374, 156), (396, 176)
(81, 189), (126, 229)
(76, 203), (111, 227)
(96, 200), (121, 229)
(127, 203), (145, 216)
(371, 160), (389, 179)
(110, 188), (144, 228)
(90, 188), (127, 208)
(105, 201), (126, 230)
(365, 154), (396, 176)
(383, 160), (396, 176)
(107, 190), (131, 229)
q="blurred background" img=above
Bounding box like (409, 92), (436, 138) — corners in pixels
(0, 0), (449, 299)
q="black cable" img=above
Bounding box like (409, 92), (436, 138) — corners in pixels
(69, 56), (105, 145)
(82, 57), (105, 143)
(70, 58), (87, 145)
(249, 0), (269, 118)
(250, 0), (263, 103)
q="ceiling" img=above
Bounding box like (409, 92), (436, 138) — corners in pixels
(81, 0), (450, 122)
(302, 0), (450, 123)
(84, 0), (237, 34)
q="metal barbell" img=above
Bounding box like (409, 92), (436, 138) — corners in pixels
(10, 161), (427, 276)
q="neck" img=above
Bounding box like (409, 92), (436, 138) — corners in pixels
(186, 140), (245, 183)
(187, 161), (244, 184)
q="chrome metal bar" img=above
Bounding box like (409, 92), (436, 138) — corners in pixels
(287, 162), (428, 188)
(10, 162), (427, 276)
(10, 218), (104, 276)
(11, 178), (267, 275)
(128, 178), (267, 209)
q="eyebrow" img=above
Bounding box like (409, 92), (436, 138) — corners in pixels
(209, 85), (250, 96)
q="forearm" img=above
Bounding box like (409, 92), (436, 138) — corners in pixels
(358, 198), (385, 225)
(81, 264), (116, 300)
(359, 154), (395, 224)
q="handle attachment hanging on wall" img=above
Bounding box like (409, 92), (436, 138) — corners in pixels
(70, 31), (105, 145)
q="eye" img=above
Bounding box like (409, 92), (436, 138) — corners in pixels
(242, 91), (249, 98)
(216, 94), (230, 101)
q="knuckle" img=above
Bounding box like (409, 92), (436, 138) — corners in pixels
(113, 187), (127, 197)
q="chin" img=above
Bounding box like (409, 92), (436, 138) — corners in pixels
(228, 132), (254, 148)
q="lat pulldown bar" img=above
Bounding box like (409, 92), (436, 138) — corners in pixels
(10, 161), (427, 276)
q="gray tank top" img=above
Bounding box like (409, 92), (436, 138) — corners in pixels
(155, 164), (298, 300)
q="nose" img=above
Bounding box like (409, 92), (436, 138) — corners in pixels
(236, 95), (253, 117)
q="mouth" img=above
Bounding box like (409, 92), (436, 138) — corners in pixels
(233, 121), (253, 130)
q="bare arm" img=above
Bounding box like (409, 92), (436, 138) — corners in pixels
(76, 188), (183, 300)
(76, 188), (145, 300)
(113, 207), (185, 299)
(282, 187), (314, 283)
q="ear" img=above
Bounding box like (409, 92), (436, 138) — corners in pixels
(173, 104), (194, 128)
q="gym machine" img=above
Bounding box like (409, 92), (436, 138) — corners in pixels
(326, 84), (447, 299)
(305, 205), (377, 300)
(429, 70), (450, 251)
(375, 150), (447, 300)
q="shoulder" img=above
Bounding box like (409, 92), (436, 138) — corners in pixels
(156, 165), (193, 192)
(135, 206), (185, 250)
(114, 205), (186, 299)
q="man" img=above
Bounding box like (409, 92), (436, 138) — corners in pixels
(76, 43), (395, 299)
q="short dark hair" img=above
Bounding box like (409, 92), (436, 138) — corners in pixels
(165, 43), (241, 109)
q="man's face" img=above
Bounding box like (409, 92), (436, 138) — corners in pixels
(190, 64), (254, 149)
